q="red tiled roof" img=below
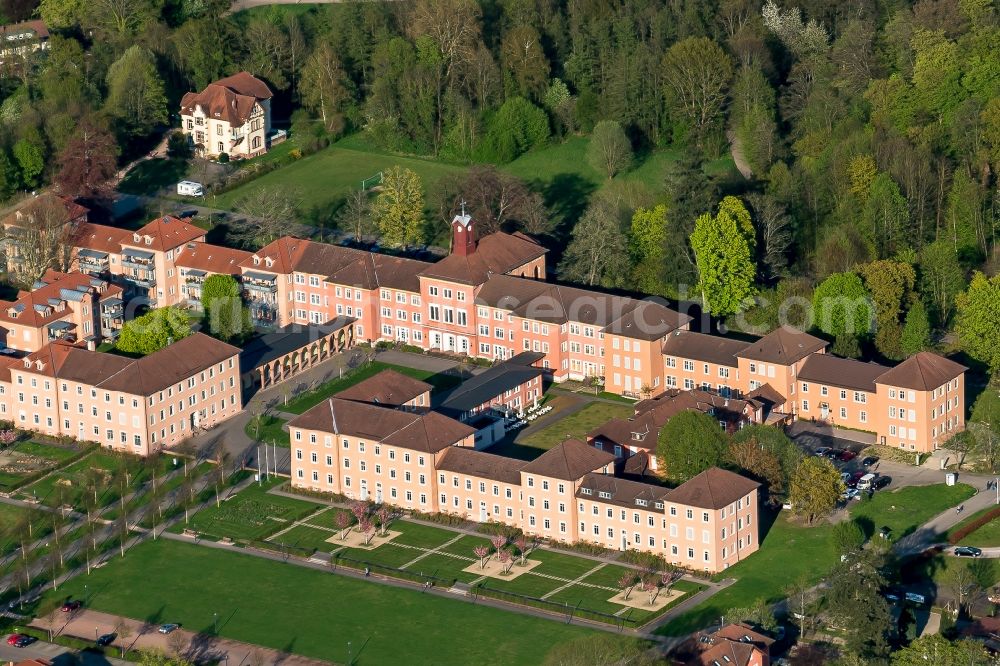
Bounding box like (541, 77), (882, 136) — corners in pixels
(2, 193), (88, 229)
(17, 333), (237, 395)
(437, 446), (526, 485)
(333, 369), (431, 407)
(175, 242), (252, 275)
(71, 222), (131, 254)
(0, 270), (116, 328)
(180, 72), (272, 127)
(419, 231), (546, 285)
(799, 354), (888, 392)
(0, 19), (49, 41)
(123, 216), (206, 252)
(662, 331), (749, 367)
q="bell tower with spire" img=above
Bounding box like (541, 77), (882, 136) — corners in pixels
(451, 201), (476, 257)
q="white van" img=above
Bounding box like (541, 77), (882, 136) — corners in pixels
(856, 473), (876, 491)
(177, 181), (204, 197)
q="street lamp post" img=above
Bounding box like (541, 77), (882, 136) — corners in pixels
(213, 612), (218, 634)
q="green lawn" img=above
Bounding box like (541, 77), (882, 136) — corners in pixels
(658, 483), (979, 636)
(172, 479), (323, 541)
(23, 451), (125, 508)
(949, 506), (1000, 547)
(850, 483), (976, 542)
(211, 138), (466, 215)
(244, 414), (290, 446)
(515, 401), (634, 455)
(0, 440), (84, 488)
(42, 539), (594, 666)
(281, 361), (461, 415)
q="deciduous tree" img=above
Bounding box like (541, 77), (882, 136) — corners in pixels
(661, 37), (733, 139)
(557, 197), (629, 288)
(656, 410), (728, 483)
(233, 187), (305, 249)
(115, 306), (192, 356)
(900, 300), (931, 355)
(3, 195), (78, 286)
(955, 271), (1000, 372)
(201, 274), (251, 342)
(106, 46), (167, 136)
(54, 120), (118, 199)
(586, 120), (632, 180)
(690, 196), (757, 316)
(789, 457), (844, 524)
(372, 166), (424, 248)
(300, 43), (350, 134)
(812, 272), (873, 340)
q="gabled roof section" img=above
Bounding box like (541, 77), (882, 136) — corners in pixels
(662, 330), (749, 367)
(665, 468), (760, 510)
(124, 216), (205, 252)
(521, 439), (615, 481)
(576, 473), (669, 508)
(876, 351), (967, 391)
(288, 398), (474, 453)
(437, 446), (526, 485)
(799, 354), (888, 392)
(2, 193), (87, 230)
(602, 301), (693, 341)
(180, 72), (272, 127)
(439, 352), (543, 414)
(419, 231), (546, 285)
(333, 369), (431, 408)
(71, 222), (131, 254)
(736, 326), (827, 365)
(0, 270), (117, 328)
(175, 242), (252, 275)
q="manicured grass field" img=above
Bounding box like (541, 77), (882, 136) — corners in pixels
(212, 139), (466, 215)
(43, 539), (594, 666)
(281, 361), (461, 415)
(173, 479), (323, 541)
(516, 401), (634, 453)
(244, 414), (290, 446)
(657, 483), (978, 636)
(949, 506), (1000, 547)
(850, 483), (976, 542)
(23, 451), (125, 507)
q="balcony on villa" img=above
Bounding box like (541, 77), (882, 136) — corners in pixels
(242, 271), (278, 294)
(121, 248), (155, 271)
(46, 320), (75, 342)
(77, 249), (111, 275)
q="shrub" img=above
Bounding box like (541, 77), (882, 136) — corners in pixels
(218, 152), (230, 164)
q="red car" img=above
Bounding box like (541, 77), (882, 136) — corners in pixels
(7, 634), (35, 647)
(839, 450), (858, 461)
(60, 600), (81, 612)
(847, 471), (866, 488)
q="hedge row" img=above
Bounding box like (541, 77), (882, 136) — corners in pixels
(948, 506), (1000, 544)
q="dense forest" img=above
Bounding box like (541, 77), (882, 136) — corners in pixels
(0, 0), (999, 380)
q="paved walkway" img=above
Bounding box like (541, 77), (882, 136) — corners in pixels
(0, 635), (131, 666)
(34, 608), (332, 666)
(895, 484), (999, 557)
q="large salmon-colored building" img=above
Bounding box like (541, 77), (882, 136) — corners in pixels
(288, 372), (761, 573)
(55, 208), (967, 454)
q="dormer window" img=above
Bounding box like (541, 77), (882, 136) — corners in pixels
(22, 359), (30, 368)
(598, 491), (612, 499)
(133, 234), (140, 242)
(253, 256), (260, 265)
(34, 360), (43, 370)
(636, 499), (648, 507)
(265, 257), (274, 267)
(654, 501), (664, 509)
(145, 236), (152, 245)
(581, 488), (592, 495)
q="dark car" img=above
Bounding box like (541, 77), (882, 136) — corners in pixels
(954, 546), (983, 558)
(60, 600), (81, 612)
(824, 449), (841, 459)
(847, 471), (865, 488)
(839, 450), (858, 461)
(96, 633), (116, 647)
(862, 456), (879, 467)
(7, 634), (26, 646)
(873, 476), (892, 490)
(14, 635), (36, 648)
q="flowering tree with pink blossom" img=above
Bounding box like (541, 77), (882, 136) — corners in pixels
(349, 500), (369, 525)
(618, 572), (639, 601)
(490, 534), (506, 554)
(359, 517), (376, 545)
(473, 545), (490, 569)
(0, 429), (16, 446)
(376, 506), (392, 536)
(514, 535), (531, 565)
(642, 574), (662, 605)
(498, 548), (514, 575)
(335, 511), (353, 540)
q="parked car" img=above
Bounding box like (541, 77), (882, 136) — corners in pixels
(857, 473), (877, 491)
(873, 476), (892, 490)
(824, 449), (841, 459)
(883, 590), (900, 602)
(176, 181), (204, 197)
(848, 471), (866, 488)
(842, 488), (861, 501)
(7, 634), (28, 646)
(839, 450), (858, 461)
(158, 624), (180, 634)
(904, 592), (927, 605)
(840, 472), (852, 484)
(862, 456), (879, 467)
(96, 633), (116, 647)
(954, 546), (983, 558)
(13, 635), (36, 648)
(60, 600), (81, 612)
(814, 447), (831, 457)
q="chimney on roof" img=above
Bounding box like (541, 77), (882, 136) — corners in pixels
(451, 201), (476, 257)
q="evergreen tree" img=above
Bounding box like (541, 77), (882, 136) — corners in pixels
(901, 300), (931, 355)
